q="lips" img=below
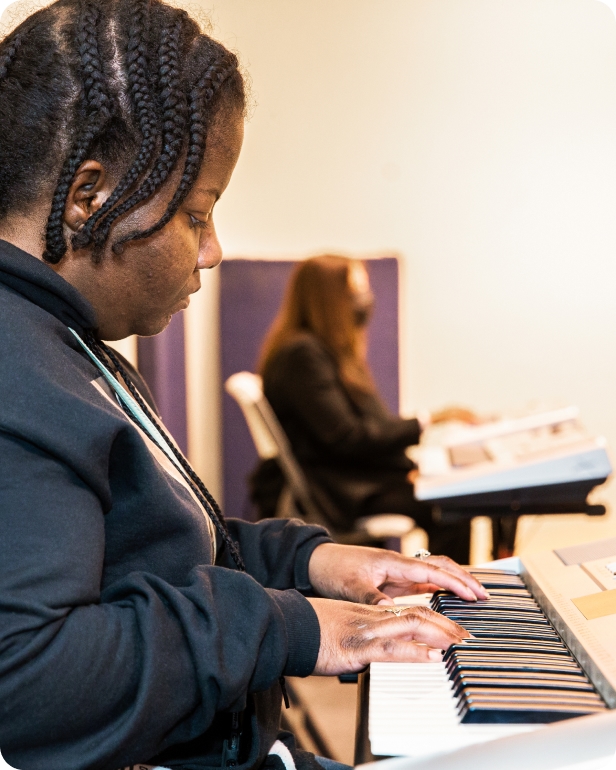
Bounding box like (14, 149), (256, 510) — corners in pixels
(172, 295), (191, 312)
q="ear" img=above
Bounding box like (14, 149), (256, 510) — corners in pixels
(64, 159), (111, 234)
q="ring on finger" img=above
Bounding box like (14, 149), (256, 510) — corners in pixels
(413, 549), (431, 560)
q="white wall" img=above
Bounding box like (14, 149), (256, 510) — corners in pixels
(185, 0), (616, 543)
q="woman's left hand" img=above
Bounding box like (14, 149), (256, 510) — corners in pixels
(308, 543), (489, 605)
(430, 406), (481, 425)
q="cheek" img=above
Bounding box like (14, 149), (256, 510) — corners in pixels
(138, 229), (199, 302)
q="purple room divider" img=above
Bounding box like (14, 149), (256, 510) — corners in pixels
(137, 311), (188, 455)
(220, 256), (399, 520)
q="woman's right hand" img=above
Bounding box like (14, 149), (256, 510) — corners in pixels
(306, 597), (469, 675)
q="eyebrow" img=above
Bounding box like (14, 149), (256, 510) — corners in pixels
(191, 187), (220, 200)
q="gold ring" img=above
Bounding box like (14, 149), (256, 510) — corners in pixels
(384, 607), (403, 616)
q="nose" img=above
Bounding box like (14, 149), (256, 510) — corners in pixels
(197, 221), (223, 270)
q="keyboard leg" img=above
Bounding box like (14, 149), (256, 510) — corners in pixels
(492, 515), (519, 559)
(354, 670), (375, 766)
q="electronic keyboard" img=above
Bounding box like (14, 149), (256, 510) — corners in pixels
(358, 536), (616, 762)
(411, 407), (611, 515)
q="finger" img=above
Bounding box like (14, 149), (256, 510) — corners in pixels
(348, 581), (397, 606)
(381, 582), (441, 597)
(373, 606), (469, 650)
(423, 556), (490, 600)
(365, 639), (445, 664)
(372, 553), (488, 602)
(392, 563), (478, 601)
(376, 596), (396, 606)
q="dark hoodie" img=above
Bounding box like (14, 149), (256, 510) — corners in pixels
(0, 239), (328, 770)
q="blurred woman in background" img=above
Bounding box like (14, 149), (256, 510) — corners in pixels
(251, 254), (477, 563)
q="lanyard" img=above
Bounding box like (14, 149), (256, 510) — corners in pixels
(69, 328), (185, 476)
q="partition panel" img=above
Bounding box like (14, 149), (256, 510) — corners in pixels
(220, 256), (399, 520)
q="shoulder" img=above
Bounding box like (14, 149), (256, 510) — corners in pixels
(0, 282), (122, 438)
(273, 333), (332, 363)
(266, 333), (337, 377)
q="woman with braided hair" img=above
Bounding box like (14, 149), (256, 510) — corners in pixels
(0, 2), (486, 768)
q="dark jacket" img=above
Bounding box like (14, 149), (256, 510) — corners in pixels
(0, 240), (329, 770)
(251, 334), (421, 529)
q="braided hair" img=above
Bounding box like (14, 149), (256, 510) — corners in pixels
(0, 0), (245, 257)
(43, 1), (112, 262)
(0, 0), (246, 565)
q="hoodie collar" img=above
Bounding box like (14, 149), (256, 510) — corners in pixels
(0, 239), (97, 332)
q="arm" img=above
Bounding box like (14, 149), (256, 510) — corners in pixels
(224, 517), (332, 592)
(0, 433), (320, 769)
(273, 339), (421, 459)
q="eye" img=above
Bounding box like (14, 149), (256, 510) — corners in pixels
(188, 213), (210, 230)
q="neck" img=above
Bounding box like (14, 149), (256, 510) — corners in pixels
(0, 214), (46, 261)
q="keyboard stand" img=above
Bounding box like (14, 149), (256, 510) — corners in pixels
(355, 670), (378, 766)
(434, 501), (606, 560)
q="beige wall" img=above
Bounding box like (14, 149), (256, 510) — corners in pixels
(5, 0), (616, 545)
(185, 0), (616, 544)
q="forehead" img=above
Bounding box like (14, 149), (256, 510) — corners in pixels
(187, 109), (244, 197)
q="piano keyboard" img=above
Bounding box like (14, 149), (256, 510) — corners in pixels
(364, 543), (616, 761)
(433, 568), (607, 724)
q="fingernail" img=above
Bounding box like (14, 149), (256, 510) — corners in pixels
(428, 648), (444, 661)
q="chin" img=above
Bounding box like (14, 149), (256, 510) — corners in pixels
(137, 314), (173, 337)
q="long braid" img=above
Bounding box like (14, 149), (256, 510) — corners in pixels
(0, 32), (21, 81)
(73, 0), (160, 252)
(79, 13), (188, 252)
(82, 331), (246, 571)
(111, 55), (236, 253)
(43, 1), (111, 263)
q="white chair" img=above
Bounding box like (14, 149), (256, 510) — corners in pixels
(225, 371), (415, 546)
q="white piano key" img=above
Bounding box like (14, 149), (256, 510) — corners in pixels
(368, 662), (538, 757)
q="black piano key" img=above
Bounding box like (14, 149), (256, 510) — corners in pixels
(435, 594), (537, 604)
(461, 630), (562, 641)
(451, 669), (593, 690)
(452, 676), (596, 696)
(431, 568), (608, 724)
(459, 699), (606, 724)
(446, 658), (587, 678)
(459, 689), (604, 705)
(446, 657), (583, 674)
(436, 607), (548, 618)
(444, 643), (570, 661)
(466, 577), (526, 590)
(458, 621), (559, 632)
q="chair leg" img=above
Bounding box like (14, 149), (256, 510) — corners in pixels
(283, 680), (336, 759)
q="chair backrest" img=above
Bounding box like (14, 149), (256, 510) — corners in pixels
(224, 372), (279, 460)
(225, 371), (412, 545)
(224, 372), (325, 523)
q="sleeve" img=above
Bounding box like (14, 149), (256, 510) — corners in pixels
(0, 432), (320, 769)
(223, 517), (333, 593)
(276, 340), (421, 458)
